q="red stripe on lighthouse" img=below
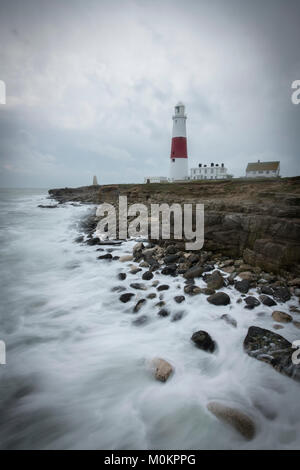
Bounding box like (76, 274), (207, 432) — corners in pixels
(170, 137), (188, 159)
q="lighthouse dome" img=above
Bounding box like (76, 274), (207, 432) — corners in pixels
(176, 101), (184, 107)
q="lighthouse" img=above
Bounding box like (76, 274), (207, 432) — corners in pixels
(170, 102), (188, 181)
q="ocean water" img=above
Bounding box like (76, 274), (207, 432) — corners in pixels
(0, 188), (300, 450)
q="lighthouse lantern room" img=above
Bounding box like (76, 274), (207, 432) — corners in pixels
(170, 102), (188, 181)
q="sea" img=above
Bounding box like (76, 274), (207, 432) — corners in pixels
(0, 188), (300, 450)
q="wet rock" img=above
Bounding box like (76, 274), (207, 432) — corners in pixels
(112, 256), (120, 260)
(119, 293), (135, 303)
(259, 294), (277, 307)
(120, 255), (134, 262)
(139, 261), (149, 268)
(152, 280), (159, 287)
(165, 245), (177, 255)
(272, 286), (291, 303)
(207, 402), (256, 440)
(191, 330), (216, 353)
(272, 311), (293, 323)
(130, 268), (142, 275)
(147, 293), (157, 299)
(235, 280), (250, 294)
(132, 315), (149, 326)
(118, 273), (127, 281)
(207, 292), (230, 306)
(238, 271), (256, 281)
(184, 285), (202, 295)
(74, 235), (84, 243)
(130, 283), (147, 291)
(174, 295), (185, 304)
(244, 296), (261, 309)
(243, 325), (300, 381)
(157, 284), (170, 292)
(221, 314), (237, 328)
(236, 297), (243, 304)
(111, 286), (126, 293)
(161, 264), (177, 276)
(293, 321), (300, 329)
(133, 299), (146, 313)
(155, 301), (166, 308)
(38, 204), (58, 209)
(133, 242), (144, 255)
(86, 238), (101, 246)
(290, 306), (300, 313)
(142, 271), (154, 281)
(273, 324), (284, 330)
(157, 308), (170, 317)
(199, 288), (216, 296)
(151, 357), (173, 382)
(183, 265), (203, 279)
(260, 286), (274, 296)
(164, 254), (180, 264)
(202, 264), (214, 273)
(97, 253), (113, 260)
(171, 311), (185, 322)
(205, 270), (224, 290)
(222, 266), (236, 274)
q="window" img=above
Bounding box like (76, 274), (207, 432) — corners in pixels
(266, 171), (269, 174)
(175, 106), (180, 113)
(259, 170), (263, 174)
(172, 159), (175, 162)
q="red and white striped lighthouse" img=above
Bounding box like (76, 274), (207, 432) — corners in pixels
(170, 101), (188, 181)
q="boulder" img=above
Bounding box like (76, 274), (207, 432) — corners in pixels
(272, 286), (291, 302)
(183, 265), (203, 280)
(164, 254), (180, 264)
(142, 271), (154, 281)
(207, 402), (256, 440)
(171, 295), (185, 305)
(118, 273), (127, 281)
(272, 311), (293, 323)
(184, 285), (202, 295)
(147, 293), (157, 299)
(161, 264), (177, 276)
(97, 253), (113, 260)
(259, 294), (276, 306)
(207, 292), (230, 306)
(130, 268), (142, 275)
(119, 255), (134, 262)
(133, 242), (144, 255)
(157, 308), (170, 317)
(191, 330), (216, 353)
(119, 293), (135, 303)
(157, 284), (170, 291)
(244, 296), (261, 309)
(260, 286), (274, 296)
(130, 283), (147, 291)
(151, 357), (173, 382)
(243, 325), (300, 381)
(133, 299), (146, 313)
(206, 270), (224, 290)
(235, 280), (250, 294)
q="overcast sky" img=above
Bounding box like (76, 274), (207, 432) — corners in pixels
(0, 0), (299, 188)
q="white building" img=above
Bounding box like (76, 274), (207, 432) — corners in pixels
(190, 163), (229, 180)
(169, 102), (188, 181)
(245, 160), (280, 178)
(144, 176), (168, 183)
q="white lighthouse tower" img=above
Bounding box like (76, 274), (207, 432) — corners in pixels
(170, 102), (188, 181)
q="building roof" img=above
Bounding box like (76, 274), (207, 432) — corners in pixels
(246, 161), (280, 172)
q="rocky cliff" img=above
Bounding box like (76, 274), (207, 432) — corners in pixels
(49, 177), (300, 274)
